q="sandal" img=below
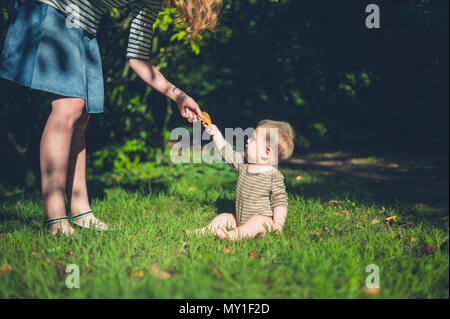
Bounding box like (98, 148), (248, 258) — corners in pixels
(71, 210), (109, 231)
(43, 216), (72, 236)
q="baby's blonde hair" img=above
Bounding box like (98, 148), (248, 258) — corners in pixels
(256, 120), (295, 161)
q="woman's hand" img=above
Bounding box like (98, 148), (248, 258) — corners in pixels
(176, 93), (202, 123)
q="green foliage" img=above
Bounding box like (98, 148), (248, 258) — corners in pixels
(0, 0), (448, 186)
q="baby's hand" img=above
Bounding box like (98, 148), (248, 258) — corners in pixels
(203, 123), (220, 136)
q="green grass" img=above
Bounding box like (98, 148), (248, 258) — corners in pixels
(0, 155), (448, 298)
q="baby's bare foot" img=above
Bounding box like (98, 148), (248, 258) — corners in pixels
(215, 225), (229, 239)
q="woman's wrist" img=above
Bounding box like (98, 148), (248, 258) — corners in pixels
(168, 85), (188, 103)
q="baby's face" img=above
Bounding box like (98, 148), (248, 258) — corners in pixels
(245, 128), (269, 164)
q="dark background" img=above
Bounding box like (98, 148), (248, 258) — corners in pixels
(0, 0), (448, 187)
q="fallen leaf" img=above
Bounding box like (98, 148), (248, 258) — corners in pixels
(68, 251), (77, 256)
(324, 226), (330, 231)
(385, 216), (397, 222)
(370, 218), (382, 225)
(149, 263), (172, 280)
(0, 263), (12, 277)
(129, 269), (145, 278)
(248, 250), (259, 259)
(364, 287), (381, 295)
(224, 246), (233, 254)
(208, 260), (222, 278)
(315, 232), (323, 236)
(329, 200), (339, 205)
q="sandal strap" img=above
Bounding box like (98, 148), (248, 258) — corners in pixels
(71, 210), (94, 220)
(44, 216), (69, 225)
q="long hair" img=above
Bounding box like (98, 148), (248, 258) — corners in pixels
(164, 0), (223, 39)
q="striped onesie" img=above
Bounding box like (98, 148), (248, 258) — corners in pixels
(216, 141), (289, 225)
(36, 0), (162, 60)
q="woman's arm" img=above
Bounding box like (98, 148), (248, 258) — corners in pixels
(128, 58), (202, 122)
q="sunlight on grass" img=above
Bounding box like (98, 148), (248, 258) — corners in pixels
(0, 158), (448, 298)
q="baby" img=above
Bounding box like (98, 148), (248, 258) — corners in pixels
(191, 120), (294, 240)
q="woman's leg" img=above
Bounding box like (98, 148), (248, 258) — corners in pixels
(216, 215), (273, 240)
(40, 96), (86, 235)
(187, 213), (238, 235)
(65, 113), (108, 230)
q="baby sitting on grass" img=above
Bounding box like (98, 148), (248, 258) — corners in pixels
(190, 119), (294, 240)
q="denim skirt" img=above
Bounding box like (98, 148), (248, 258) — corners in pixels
(0, 0), (104, 113)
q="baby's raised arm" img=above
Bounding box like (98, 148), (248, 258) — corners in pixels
(204, 123), (245, 171)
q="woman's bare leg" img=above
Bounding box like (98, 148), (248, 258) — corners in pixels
(187, 213), (237, 235)
(40, 96), (86, 235)
(216, 215), (273, 240)
(65, 113), (108, 230)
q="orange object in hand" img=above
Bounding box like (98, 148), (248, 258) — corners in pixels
(199, 111), (212, 125)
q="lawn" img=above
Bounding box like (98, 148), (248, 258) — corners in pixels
(0, 150), (448, 298)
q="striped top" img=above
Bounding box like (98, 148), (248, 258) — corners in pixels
(216, 141), (289, 225)
(36, 0), (162, 60)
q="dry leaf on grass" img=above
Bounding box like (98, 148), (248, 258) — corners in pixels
(370, 218), (382, 225)
(224, 246), (233, 254)
(329, 200), (339, 205)
(150, 263), (172, 280)
(68, 251), (77, 256)
(385, 216), (397, 222)
(364, 287), (381, 295)
(0, 263), (12, 277)
(248, 250), (259, 259)
(129, 269), (145, 278)
(315, 232), (323, 236)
